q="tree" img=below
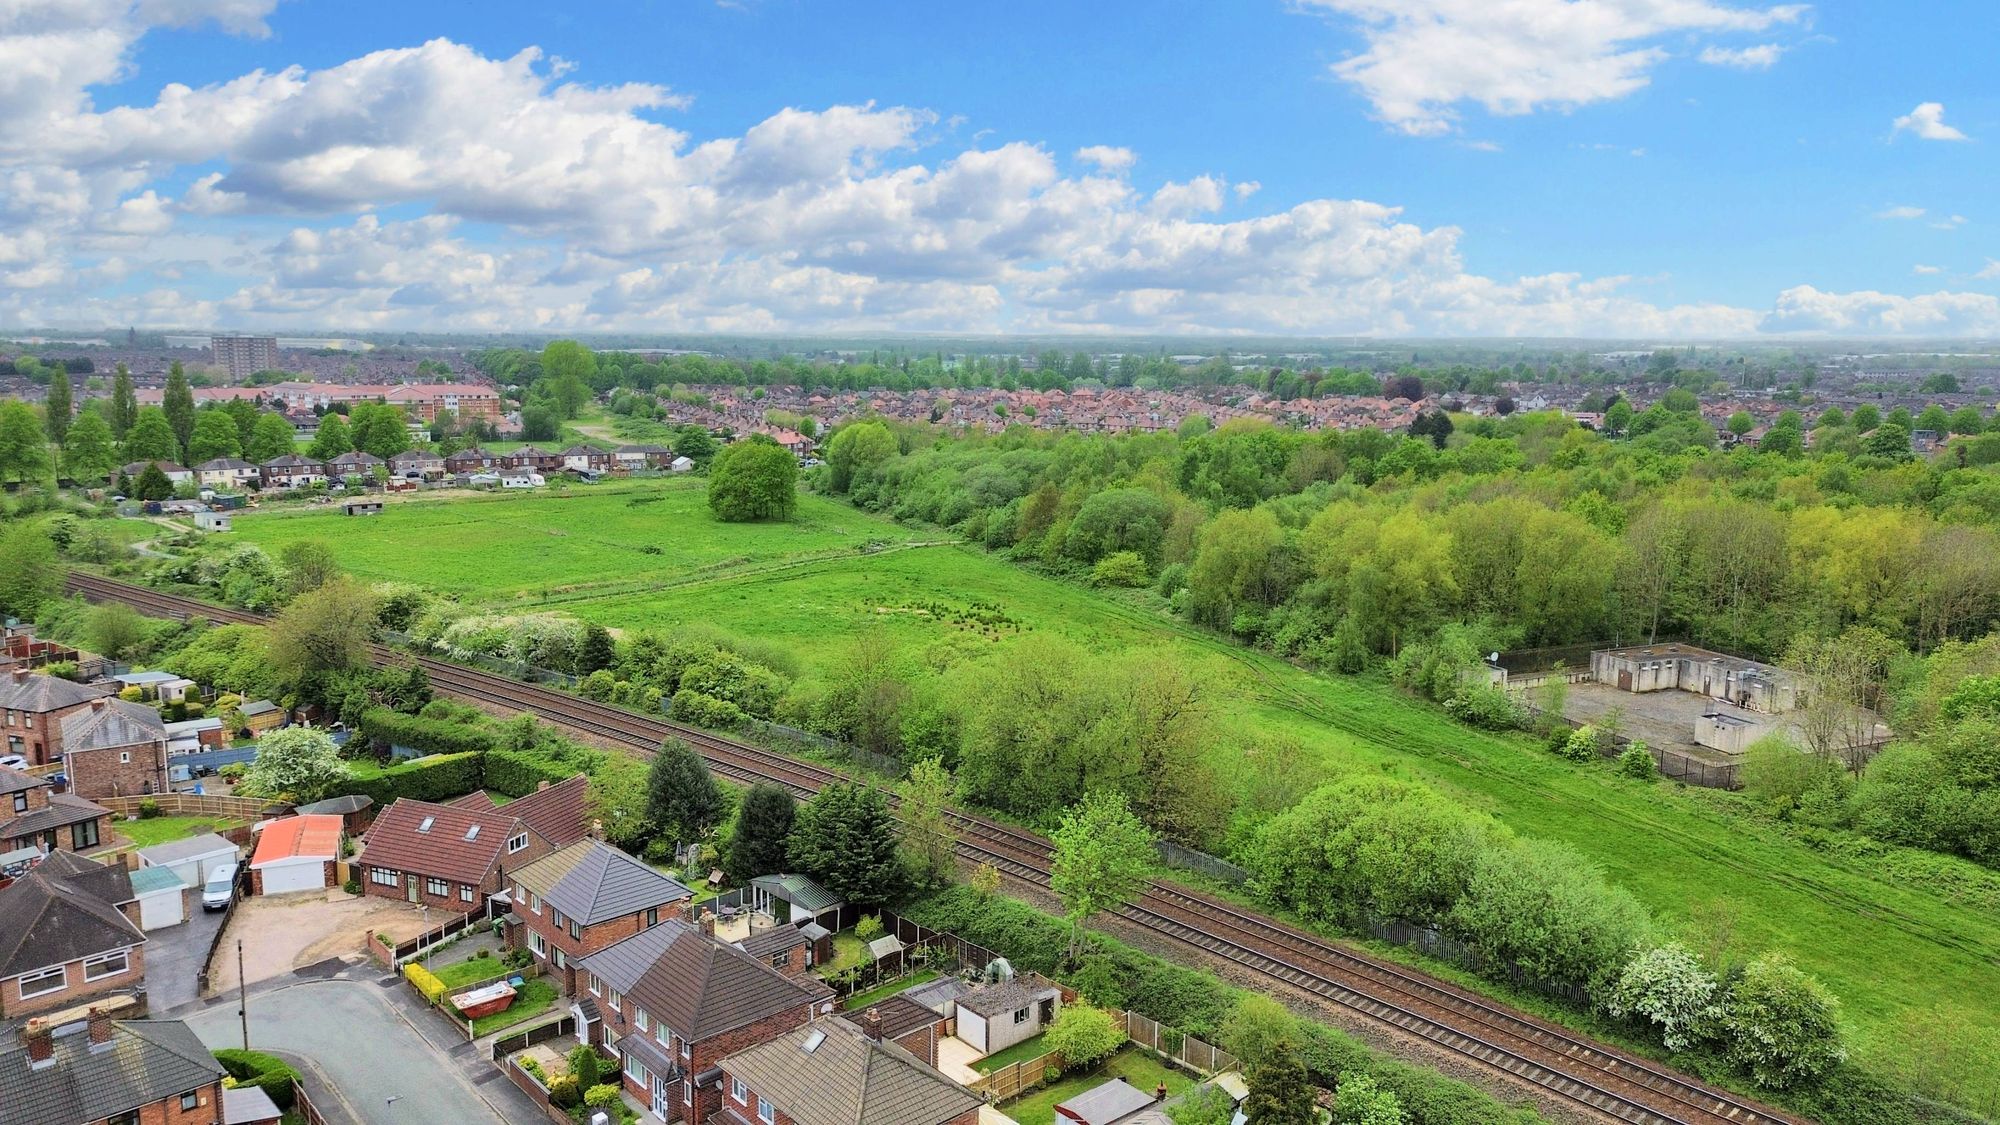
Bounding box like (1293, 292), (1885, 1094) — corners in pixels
(350, 402), (411, 459)
(823, 420), (896, 492)
(133, 462), (173, 501)
(1045, 1004), (1123, 1070)
(1851, 403), (1880, 432)
(1332, 1076), (1404, 1125)
(0, 524), (60, 619)
(672, 425), (717, 464)
(724, 783), (796, 881)
(245, 412), (297, 463)
(163, 362), (195, 460)
(788, 782), (903, 906)
(1782, 627), (1899, 767)
(540, 341), (596, 418)
(1726, 411), (1754, 437)
(188, 409), (242, 463)
(1242, 1039), (1316, 1125)
(1718, 953), (1845, 1088)
(1049, 790), (1152, 961)
(279, 540), (342, 597)
(521, 405), (560, 443)
(62, 410), (116, 483)
(896, 758), (959, 890)
(578, 624), (616, 674)
(85, 602), (149, 661)
(109, 364), (137, 438)
(708, 436), (798, 521)
(1606, 943), (1720, 1051)
(308, 413), (353, 460)
(645, 738), (724, 845)
(1917, 404), (1951, 433)
(265, 579), (377, 685)
(1221, 995), (1301, 1070)
(1865, 421), (1913, 460)
(0, 400), (52, 484)
(44, 368), (71, 445)
(122, 406), (179, 463)
(241, 726), (350, 803)
(1947, 406), (1985, 435)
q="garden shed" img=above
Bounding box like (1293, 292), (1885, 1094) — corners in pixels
(1057, 1079), (1156, 1125)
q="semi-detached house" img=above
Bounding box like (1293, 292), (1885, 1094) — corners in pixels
(0, 852), (146, 1020)
(716, 1018), (981, 1125)
(0, 1015), (225, 1125)
(1, 765), (112, 855)
(58, 698), (169, 800)
(0, 670), (113, 769)
(357, 776), (589, 913)
(509, 839), (692, 996)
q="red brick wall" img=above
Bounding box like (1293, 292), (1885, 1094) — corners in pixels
(0, 945), (145, 1019)
(133, 1080), (226, 1125)
(601, 1000), (815, 1123)
(514, 902), (652, 994)
(3, 701), (93, 767)
(68, 740), (169, 800)
(249, 860), (336, 896)
(891, 1021), (945, 1067)
(359, 866), (486, 913)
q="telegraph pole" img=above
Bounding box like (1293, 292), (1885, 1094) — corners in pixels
(236, 939), (249, 1050)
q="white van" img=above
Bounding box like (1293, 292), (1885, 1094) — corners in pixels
(201, 862), (239, 912)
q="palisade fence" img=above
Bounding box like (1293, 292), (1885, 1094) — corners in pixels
(1515, 697), (1743, 790)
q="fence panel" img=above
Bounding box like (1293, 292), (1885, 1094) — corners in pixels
(1154, 840), (1250, 887)
(100, 792), (276, 819)
(491, 1015), (578, 1061)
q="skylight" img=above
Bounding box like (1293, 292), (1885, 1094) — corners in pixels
(418, 816), (435, 833)
(465, 825), (481, 841)
(801, 1029), (826, 1054)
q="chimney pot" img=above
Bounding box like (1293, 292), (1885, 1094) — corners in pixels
(537, 780), (550, 791)
(87, 1007), (113, 1047)
(863, 1008), (883, 1041)
(22, 1020), (53, 1064)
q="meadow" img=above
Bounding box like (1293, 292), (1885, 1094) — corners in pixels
(187, 480), (2000, 1058)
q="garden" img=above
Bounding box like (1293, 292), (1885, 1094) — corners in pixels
(1000, 1047), (1193, 1125)
(515, 1043), (636, 1125)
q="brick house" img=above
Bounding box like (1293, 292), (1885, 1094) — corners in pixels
(0, 670), (114, 769)
(193, 458), (260, 491)
(574, 918), (835, 1122)
(59, 699), (169, 800)
(0, 1014), (226, 1125)
(357, 776), (589, 913)
(717, 1018), (981, 1125)
(257, 454), (326, 490)
(445, 448), (498, 475)
(558, 445), (616, 473)
(325, 450), (386, 479)
(0, 766), (112, 855)
(0, 853), (145, 1020)
(509, 840), (692, 995)
(388, 450), (446, 481)
(835, 996), (951, 1068)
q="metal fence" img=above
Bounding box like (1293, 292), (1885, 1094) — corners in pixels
(1516, 699), (1744, 790)
(1155, 840), (1250, 887)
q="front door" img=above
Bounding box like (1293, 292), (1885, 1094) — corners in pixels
(651, 1074), (669, 1119)
(406, 874), (420, 903)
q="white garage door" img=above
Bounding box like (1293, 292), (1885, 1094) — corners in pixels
(137, 889), (183, 931)
(258, 861), (324, 896)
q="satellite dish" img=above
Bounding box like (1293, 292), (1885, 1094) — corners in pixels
(1489, 652), (1500, 663)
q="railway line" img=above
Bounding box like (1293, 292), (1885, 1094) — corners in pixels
(66, 571), (1802, 1125)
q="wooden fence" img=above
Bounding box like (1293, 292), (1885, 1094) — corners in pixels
(967, 1049), (1066, 1100)
(490, 1014), (578, 1062)
(1122, 1010), (1239, 1075)
(292, 1078), (332, 1125)
(99, 792), (277, 820)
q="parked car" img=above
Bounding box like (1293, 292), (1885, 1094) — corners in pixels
(0, 754), (27, 770)
(202, 862), (239, 912)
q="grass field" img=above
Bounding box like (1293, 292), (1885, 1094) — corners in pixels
(183, 479), (2000, 1060)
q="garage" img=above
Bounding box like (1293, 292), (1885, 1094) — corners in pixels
(137, 832), (241, 888)
(130, 865), (188, 930)
(249, 814), (343, 897)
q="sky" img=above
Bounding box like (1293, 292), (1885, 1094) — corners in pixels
(2, 0), (1997, 338)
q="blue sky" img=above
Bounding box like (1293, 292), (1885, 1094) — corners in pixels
(4, 0), (1996, 336)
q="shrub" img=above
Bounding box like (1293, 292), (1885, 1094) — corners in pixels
(1046, 1004), (1124, 1070)
(485, 748), (578, 798)
(404, 962), (448, 1006)
(219, 763), (247, 782)
(1092, 551), (1150, 587)
(518, 1055), (547, 1082)
(213, 1049), (300, 1110)
(568, 1044), (602, 1089)
(854, 914), (884, 941)
(1332, 1074), (1406, 1125)
(1443, 686), (1522, 731)
(585, 1084), (624, 1110)
(342, 879), (361, 896)
(1555, 725), (1602, 762)
(1605, 943), (1718, 1052)
(670, 688), (746, 729)
(117, 685), (143, 702)
(547, 1074), (581, 1109)
(340, 751), (484, 805)
(357, 706), (493, 757)
(1616, 743), (1657, 780)
(1718, 953), (1846, 1089)
(136, 799), (162, 819)
(1449, 838), (1652, 999)
(1169, 1085), (1236, 1125)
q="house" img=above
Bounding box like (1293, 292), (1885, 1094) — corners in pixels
(340, 500), (385, 517)
(717, 1018), (981, 1125)
(136, 834), (239, 889)
(257, 454), (326, 490)
(119, 461), (193, 487)
(357, 776), (589, 913)
(747, 873), (842, 927)
(573, 917), (833, 1123)
(127, 866), (189, 931)
(445, 448), (498, 475)
(59, 698), (169, 800)
(670, 456), (695, 473)
(502, 445), (557, 470)
(499, 468), (545, 489)
(194, 458), (260, 491)
(559, 445), (615, 473)
(0, 670), (115, 768)
(325, 450), (385, 479)
(510, 839), (692, 995)
(951, 972), (1063, 1055)
(614, 444), (672, 472)
(388, 449), (446, 481)
(0, 766), (112, 855)
(0, 855), (145, 1019)
(248, 815), (343, 896)
(192, 511), (232, 533)
(236, 700), (283, 735)
(293, 793), (376, 836)
(0, 1015), (226, 1125)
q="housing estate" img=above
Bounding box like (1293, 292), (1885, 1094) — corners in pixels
(0, 765), (112, 855)
(358, 776), (589, 913)
(0, 852), (146, 1019)
(508, 839), (693, 995)
(716, 1018), (982, 1125)
(119, 460), (193, 487)
(0, 1014), (226, 1125)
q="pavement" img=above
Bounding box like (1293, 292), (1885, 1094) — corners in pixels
(141, 897), (230, 1010)
(182, 975), (542, 1125)
(206, 889), (433, 996)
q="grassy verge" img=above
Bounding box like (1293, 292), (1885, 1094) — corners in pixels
(433, 956), (510, 991)
(1000, 1048), (1195, 1125)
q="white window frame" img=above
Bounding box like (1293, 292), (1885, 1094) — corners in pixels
(507, 832), (529, 854)
(608, 989), (622, 1012)
(589, 973), (602, 997)
(732, 1078), (748, 1104)
(683, 1079), (692, 1106)
(634, 1008), (649, 1033)
(528, 931), (547, 958)
(758, 1096), (775, 1124)
(83, 950), (129, 981)
(1013, 1007), (1030, 1025)
(17, 966), (65, 998)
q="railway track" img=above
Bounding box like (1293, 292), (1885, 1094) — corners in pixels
(67, 572), (1803, 1125)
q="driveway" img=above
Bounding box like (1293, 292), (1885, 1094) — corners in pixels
(141, 898), (229, 1011)
(207, 890), (434, 996)
(185, 978), (538, 1124)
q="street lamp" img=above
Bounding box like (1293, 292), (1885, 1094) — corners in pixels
(419, 905), (431, 968)
(385, 1094), (400, 1118)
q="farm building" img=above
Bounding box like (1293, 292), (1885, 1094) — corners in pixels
(192, 511), (232, 533)
(1589, 644), (1798, 714)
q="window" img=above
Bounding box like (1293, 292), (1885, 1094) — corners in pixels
(119, 751), (130, 764)
(553, 949), (566, 970)
(758, 1096), (775, 1124)
(769, 952), (789, 969)
(426, 877), (449, 897)
(645, 907), (659, 927)
(603, 1028), (620, 1057)
(107, 1113), (138, 1125)
(371, 868), (396, 886)
(568, 920), (580, 940)
(634, 1008), (648, 1032)
(181, 1091), (200, 1111)
(608, 989), (622, 1012)
(11, 791), (24, 813)
(589, 973), (602, 996)
(18, 966), (64, 998)
(83, 951), (128, 981)
(460, 885), (474, 903)
(679, 1038), (690, 1060)
(656, 1023), (668, 1047)
(507, 832), (529, 854)
(70, 819), (99, 849)
(683, 1080), (693, 1106)
(551, 908), (564, 929)
(732, 1078), (748, 1104)
(528, 931), (547, 958)
(1013, 1008), (1029, 1025)
(530, 892), (541, 914)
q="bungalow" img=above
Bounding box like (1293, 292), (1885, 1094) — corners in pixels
(0, 1016), (225, 1125)
(326, 450), (385, 479)
(0, 670), (114, 768)
(119, 460), (193, 487)
(511, 840), (692, 995)
(194, 458), (260, 490)
(717, 1019), (981, 1125)
(59, 698), (169, 800)
(0, 767), (112, 855)
(248, 814), (343, 897)
(389, 449), (446, 481)
(559, 445), (615, 474)
(0, 854), (145, 1019)
(358, 776), (589, 913)
(258, 454), (326, 490)
(951, 971), (1064, 1055)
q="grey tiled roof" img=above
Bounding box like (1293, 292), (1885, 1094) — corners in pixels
(59, 699), (166, 754)
(736, 925), (808, 958)
(720, 1019), (981, 1125)
(0, 1020), (223, 1125)
(0, 766), (49, 796)
(578, 919), (820, 1042)
(30, 850), (134, 907)
(295, 794), (373, 816)
(0, 793), (108, 843)
(514, 841), (690, 926)
(0, 866), (145, 978)
(0, 673), (110, 715)
(839, 995), (942, 1041)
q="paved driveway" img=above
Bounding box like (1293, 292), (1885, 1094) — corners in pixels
(207, 890), (434, 996)
(141, 897), (229, 1012)
(185, 978), (538, 1124)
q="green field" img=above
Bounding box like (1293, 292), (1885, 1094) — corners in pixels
(189, 480), (2000, 1060)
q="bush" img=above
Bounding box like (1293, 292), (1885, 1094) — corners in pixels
(670, 688), (746, 728)
(854, 914), (884, 941)
(357, 707), (494, 757)
(1443, 685), (1523, 731)
(585, 1084), (624, 1110)
(485, 748), (579, 798)
(1616, 743), (1657, 780)
(547, 1074), (581, 1109)
(1555, 725), (1602, 762)
(1092, 551), (1150, 588)
(404, 962), (447, 1005)
(342, 879), (361, 895)
(1718, 953), (1846, 1089)
(219, 762), (247, 782)
(1449, 838), (1652, 999)
(340, 752), (484, 805)
(568, 1044), (602, 1089)
(1605, 943), (1718, 1052)
(1046, 1004), (1123, 1070)
(214, 1049), (300, 1110)
(136, 799), (162, 820)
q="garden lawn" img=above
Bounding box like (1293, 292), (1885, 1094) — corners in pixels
(976, 1032), (1051, 1074)
(825, 934), (868, 973)
(433, 957), (509, 990)
(1000, 1048), (1193, 1125)
(468, 978), (558, 1037)
(114, 816), (247, 849)
(841, 969), (940, 1012)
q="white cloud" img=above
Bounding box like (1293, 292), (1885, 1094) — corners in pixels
(1876, 205), (1926, 220)
(1298, 0), (1806, 135)
(1893, 102), (1969, 142)
(1699, 43), (1784, 68)
(1913, 264), (1943, 275)
(1932, 214), (1967, 230)
(1978, 259), (2000, 280)
(1760, 285), (2000, 335)
(1074, 145), (1137, 172)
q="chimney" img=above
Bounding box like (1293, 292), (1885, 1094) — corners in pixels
(10, 667), (26, 683)
(91, 697), (108, 711)
(22, 1020), (53, 1066)
(537, 780), (551, 792)
(862, 1008), (883, 1041)
(87, 1007), (114, 1049)
(701, 915), (716, 937)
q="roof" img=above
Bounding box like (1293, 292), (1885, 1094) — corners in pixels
(513, 840), (690, 926)
(0, 672), (111, 715)
(577, 918), (822, 1042)
(295, 794), (373, 816)
(223, 1082), (283, 1125)
(446, 790), (496, 811)
(195, 458), (257, 471)
(899, 978), (967, 1016)
(389, 450), (442, 464)
(955, 978), (1056, 1019)
(750, 873), (843, 914)
(30, 850), (134, 906)
(137, 833), (239, 866)
(128, 866), (185, 895)
(841, 995), (943, 1041)
(736, 925), (808, 958)
(0, 867), (144, 979)
(59, 699), (166, 754)
(251, 815), (343, 867)
(359, 798), (514, 883)
(113, 672), (180, 686)
(0, 793), (110, 842)
(1056, 1079), (1156, 1125)
(867, 936), (904, 960)
(720, 1019), (981, 1125)
(328, 451), (385, 466)
(504, 775), (591, 848)
(260, 454), (322, 469)
(0, 1020), (224, 1125)
(237, 700), (280, 716)
(0, 765), (49, 796)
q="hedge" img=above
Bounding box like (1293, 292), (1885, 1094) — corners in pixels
(404, 962), (448, 1005)
(485, 749), (578, 798)
(214, 1048), (299, 1110)
(358, 707), (495, 757)
(339, 752), (485, 805)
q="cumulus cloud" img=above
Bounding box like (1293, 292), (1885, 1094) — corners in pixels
(1760, 285), (2000, 335)
(1074, 145), (1137, 172)
(1698, 43), (1784, 68)
(1893, 102), (1970, 142)
(1978, 259), (2000, 280)
(1298, 0), (1806, 135)
(1913, 264), (1943, 275)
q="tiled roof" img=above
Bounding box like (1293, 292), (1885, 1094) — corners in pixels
(504, 775), (590, 848)
(0, 765), (49, 796)
(513, 841), (690, 926)
(736, 925), (808, 958)
(0, 1020), (223, 1125)
(955, 977), (1056, 1019)
(295, 794), (372, 816)
(446, 790), (496, 811)
(360, 798), (514, 883)
(720, 1019), (981, 1125)
(59, 699), (166, 753)
(0, 672), (111, 715)
(250, 815), (343, 866)
(578, 918), (821, 1042)
(195, 458), (257, 471)
(29, 850), (133, 906)
(839, 995), (941, 1041)
(328, 451), (385, 466)
(0, 793), (111, 842)
(0, 866), (144, 978)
